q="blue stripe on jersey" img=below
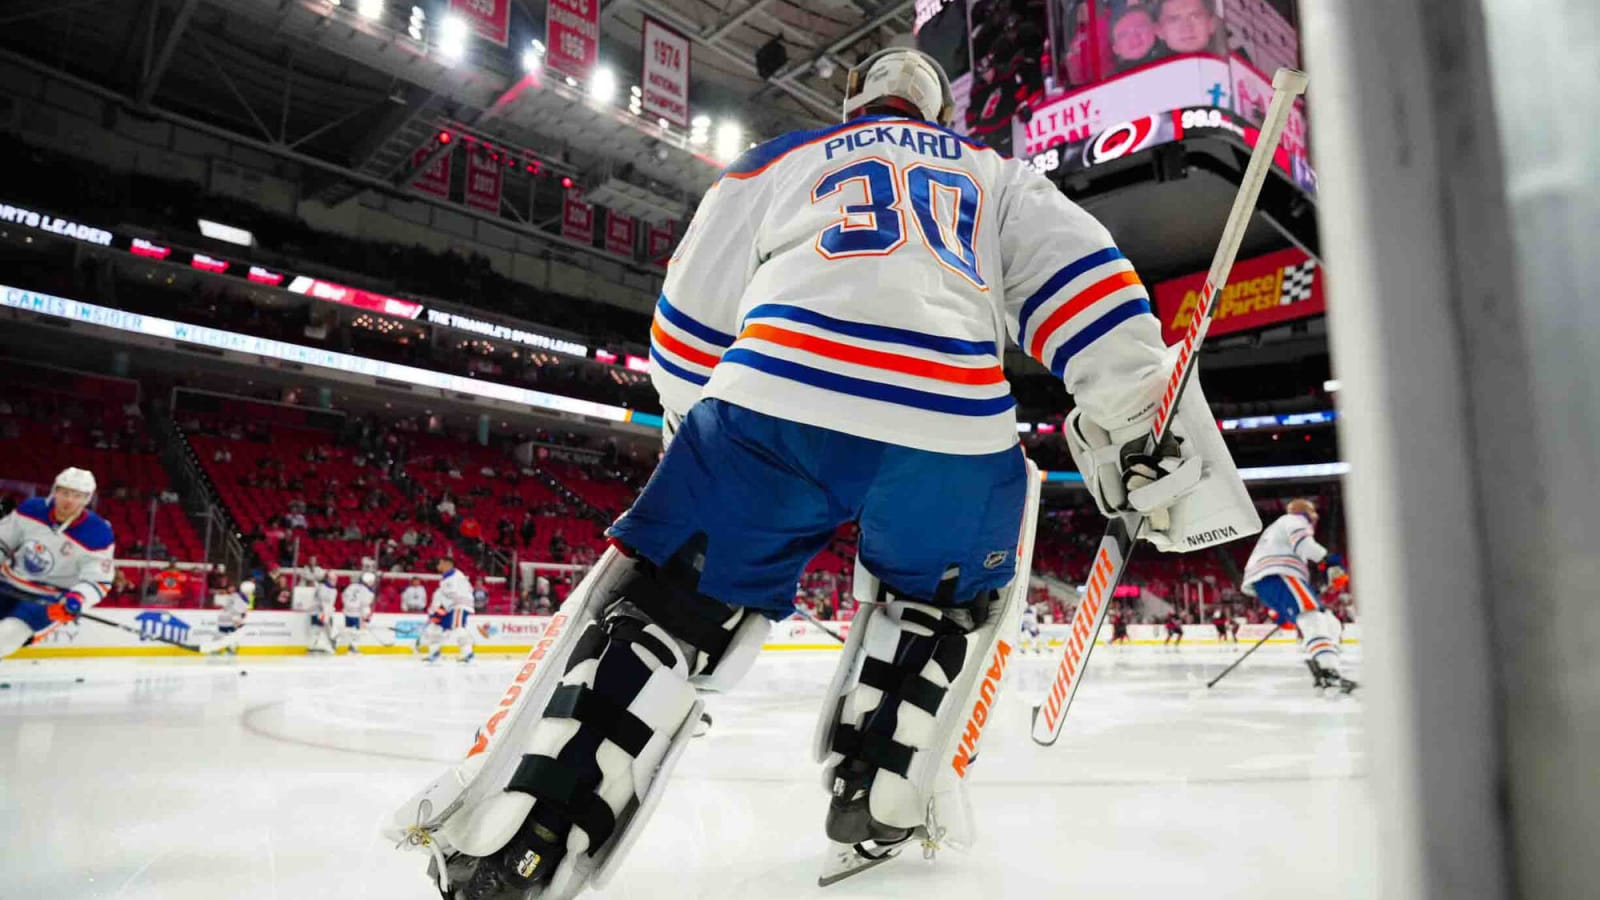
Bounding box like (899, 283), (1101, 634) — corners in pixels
(720, 348), (1015, 416)
(1047, 299), (1153, 378)
(1016, 247), (1125, 349)
(651, 349), (711, 386)
(744, 303), (995, 356)
(65, 513), (114, 552)
(656, 293), (735, 347)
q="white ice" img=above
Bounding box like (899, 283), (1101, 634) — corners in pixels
(0, 645), (1375, 899)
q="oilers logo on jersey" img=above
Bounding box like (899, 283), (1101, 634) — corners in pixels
(21, 541), (54, 576)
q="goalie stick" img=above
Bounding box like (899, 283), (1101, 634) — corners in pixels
(1031, 67), (1310, 746)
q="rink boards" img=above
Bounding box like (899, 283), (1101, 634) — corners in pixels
(12, 607), (1360, 658)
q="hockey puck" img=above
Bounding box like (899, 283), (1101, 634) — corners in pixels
(239, 670), (248, 676)
(75, 677), (85, 683)
(0, 682), (10, 689)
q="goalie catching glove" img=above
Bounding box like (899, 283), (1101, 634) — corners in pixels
(1065, 362), (1258, 552)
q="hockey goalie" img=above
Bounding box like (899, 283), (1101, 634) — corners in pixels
(384, 47), (1256, 897)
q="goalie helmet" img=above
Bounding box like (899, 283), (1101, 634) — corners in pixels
(842, 48), (954, 127)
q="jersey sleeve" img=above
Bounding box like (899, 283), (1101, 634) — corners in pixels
(648, 176), (765, 419)
(1290, 526), (1328, 564)
(68, 542), (115, 610)
(0, 509), (21, 559)
(997, 164), (1167, 434)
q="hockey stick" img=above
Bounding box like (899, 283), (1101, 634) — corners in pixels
(1030, 67), (1309, 746)
(795, 607), (847, 644)
(1206, 625), (1280, 689)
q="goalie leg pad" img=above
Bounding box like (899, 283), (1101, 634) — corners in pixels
(389, 544), (767, 899)
(822, 587), (986, 843)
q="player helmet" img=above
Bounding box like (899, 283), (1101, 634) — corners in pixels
(360, 572), (377, 587)
(241, 581), (257, 596)
(53, 467), (97, 496)
(842, 47), (954, 127)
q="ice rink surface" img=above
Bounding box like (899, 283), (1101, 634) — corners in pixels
(0, 644), (1374, 900)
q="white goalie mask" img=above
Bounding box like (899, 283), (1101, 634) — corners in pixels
(841, 48), (955, 127)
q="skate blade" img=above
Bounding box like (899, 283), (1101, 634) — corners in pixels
(817, 840), (903, 887)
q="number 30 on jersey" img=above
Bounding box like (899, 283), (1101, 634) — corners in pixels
(811, 157), (987, 290)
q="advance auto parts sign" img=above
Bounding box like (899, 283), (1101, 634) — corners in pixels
(1153, 246), (1323, 345)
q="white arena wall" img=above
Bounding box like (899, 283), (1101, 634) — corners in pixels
(12, 608), (1359, 659)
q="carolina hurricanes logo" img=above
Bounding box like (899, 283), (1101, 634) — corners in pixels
(1086, 115), (1159, 166)
(21, 541), (53, 576)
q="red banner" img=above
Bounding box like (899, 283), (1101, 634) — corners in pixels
(562, 196), (594, 243)
(411, 145), (452, 199)
(1153, 246), (1324, 345)
(604, 210), (636, 256)
(465, 149), (502, 214)
(640, 17), (690, 128)
(450, 0), (510, 46)
(546, 0), (599, 81)
(646, 221), (676, 267)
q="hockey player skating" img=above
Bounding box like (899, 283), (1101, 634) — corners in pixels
(1019, 602), (1044, 653)
(1163, 612), (1184, 648)
(0, 468), (115, 659)
(308, 573), (338, 654)
(422, 556), (475, 664)
(210, 580), (253, 656)
(337, 572), (378, 654)
(386, 48), (1255, 897)
(1241, 498), (1356, 692)
(1212, 608), (1237, 644)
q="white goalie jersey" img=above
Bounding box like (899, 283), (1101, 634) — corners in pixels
(652, 114), (1172, 457)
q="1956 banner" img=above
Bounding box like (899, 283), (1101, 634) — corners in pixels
(546, 0), (599, 81)
(640, 17), (690, 128)
(1153, 246), (1324, 344)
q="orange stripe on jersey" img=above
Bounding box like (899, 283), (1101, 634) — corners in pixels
(1287, 577), (1320, 613)
(739, 323), (1006, 385)
(1026, 269), (1144, 362)
(651, 320), (722, 369)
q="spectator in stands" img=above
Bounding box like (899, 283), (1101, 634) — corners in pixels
(401, 576), (428, 612)
(473, 579), (489, 612)
(342, 522), (364, 540)
(436, 494), (457, 522)
(153, 561), (187, 606)
(520, 512), (536, 547)
(286, 509), (308, 530)
(213, 446), (232, 463)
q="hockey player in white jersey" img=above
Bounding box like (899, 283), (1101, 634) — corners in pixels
(337, 571), (377, 654)
(1242, 498), (1355, 692)
(308, 573), (339, 654)
(210, 580), (253, 656)
(422, 556), (475, 664)
(1019, 602), (1043, 653)
(385, 48), (1256, 897)
(0, 468), (115, 659)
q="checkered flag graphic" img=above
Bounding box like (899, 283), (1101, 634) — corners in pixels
(1279, 259), (1317, 304)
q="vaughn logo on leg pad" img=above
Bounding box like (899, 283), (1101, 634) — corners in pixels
(950, 639), (1013, 777)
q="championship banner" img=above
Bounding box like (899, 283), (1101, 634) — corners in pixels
(449, 0), (511, 46)
(639, 16), (690, 128)
(562, 195), (595, 243)
(646, 221), (676, 266)
(1153, 246), (1324, 345)
(465, 149), (502, 214)
(411, 144), (452, 199)
(545, 0), (600, 81)
(604, 209), (636, 256)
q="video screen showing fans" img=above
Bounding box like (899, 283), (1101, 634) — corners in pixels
(924, 0), (1305, 171)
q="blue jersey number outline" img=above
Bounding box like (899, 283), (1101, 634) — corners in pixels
(811, 158), (986, 289)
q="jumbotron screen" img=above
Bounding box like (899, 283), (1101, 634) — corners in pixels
(916, 0), (1309, 174)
